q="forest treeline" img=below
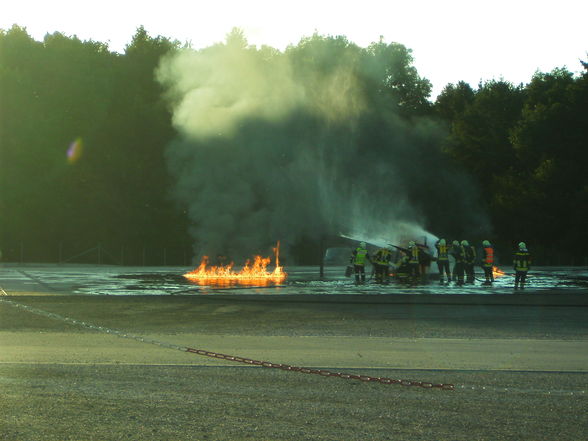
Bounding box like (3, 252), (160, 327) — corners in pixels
(0, 25), (586, 265)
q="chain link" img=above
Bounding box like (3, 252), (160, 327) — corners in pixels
(2, 289), (587, 395)
(0, 295), (454, 390)
(184, 346), (454, 390)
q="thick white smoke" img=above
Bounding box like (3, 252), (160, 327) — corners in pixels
(157, 44), (304, 139)
(156, 34), (486, 261)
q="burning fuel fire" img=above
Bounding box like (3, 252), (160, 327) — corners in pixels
(184, 241), (287, 286)
(492, 266), (506, 278)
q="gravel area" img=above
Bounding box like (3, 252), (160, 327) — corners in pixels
(1, 364), (587, 441)
(1, 294), (587, 440)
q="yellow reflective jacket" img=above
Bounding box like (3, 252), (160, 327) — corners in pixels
(374, 248), (391, 266)
(351, 247), (369, 265)
(513, 250), (531, 271)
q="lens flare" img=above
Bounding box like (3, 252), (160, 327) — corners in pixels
(67, 137), (83, 164)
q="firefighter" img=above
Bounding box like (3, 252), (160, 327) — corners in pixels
(418, 245), (433, 283)
(373, 246), (392, 283)
(481, 240), (494, 284)
(462, 240), (476, 284)
(350, 242), (371, 284)
(394, 250), (410, 282)
(407, 241), (420, 283)
(450, 240), (465, 285)
(435, 239), (451, 283)
(513, 242), (531, 289)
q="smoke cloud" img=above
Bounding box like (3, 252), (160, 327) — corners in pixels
(157, 34), (489, 262)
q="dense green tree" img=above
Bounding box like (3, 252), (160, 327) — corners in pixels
(434, 81), (475, 121)
(438, 80), (525, 198)
(504, 68), (588, 261)
(1, 26), (117, 260)
(98, 26), (184, 253)
(0, 26), (187, 263)
(2, 24), (587, 264)
(362, 38), (433, 116)
(435, 68), (588, 262)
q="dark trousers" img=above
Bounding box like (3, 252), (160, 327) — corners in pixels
(483, 265), (494, 282)
(354, 265), (366, 283)
(437, 260), (451, 281)
(515, 271), (528, 288)
(453, 262), (464, 285)
(408, 263), (420, 282)
(374, 264), (389, 283)
(464, 262), (475, 283)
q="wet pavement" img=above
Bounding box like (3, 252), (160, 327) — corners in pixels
(1, 263), (587, 297)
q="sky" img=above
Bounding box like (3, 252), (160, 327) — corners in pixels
(1, 0), (586, 98)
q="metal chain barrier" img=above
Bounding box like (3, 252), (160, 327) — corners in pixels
(0, 295), (454, 391)
(184, 347), (454, 390)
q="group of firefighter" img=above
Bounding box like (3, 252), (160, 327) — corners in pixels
(349, 239), (532, 289)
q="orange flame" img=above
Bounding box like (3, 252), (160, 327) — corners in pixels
(184, 241), (286, 287)
(492, 266), (505, 278)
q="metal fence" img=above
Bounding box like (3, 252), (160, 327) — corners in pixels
(0, 242), (193, 266)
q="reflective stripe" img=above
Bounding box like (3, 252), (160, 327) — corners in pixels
(451, 244), (465, 262)
(354, 248), (368, 265)
(437, 244), (449, 260)
(514, 251), (531, 271)
(465, 246), (476, 262)
(409, 247), (419, 264)
(374, 249), (391, 265)
(484, 247), (494, 265)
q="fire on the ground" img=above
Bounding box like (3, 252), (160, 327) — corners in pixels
(184, 242), (286, 286)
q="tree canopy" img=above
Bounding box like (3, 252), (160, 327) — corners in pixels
(435, 66), (588, 263)
(1, 25), (586, 264)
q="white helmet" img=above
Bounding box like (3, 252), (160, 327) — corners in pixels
(452, 240), (459, 246)
(461, 240), (469, 246)
(408, 240), (416, 247)
(482, 240), (491, 247)
(518, 242), (527, 250)
(438, 239), (446, 246)
(360, 241), (366, 248)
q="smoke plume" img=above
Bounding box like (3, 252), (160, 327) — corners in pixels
(157, 33), (489, 262)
